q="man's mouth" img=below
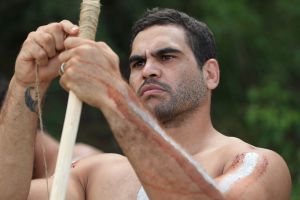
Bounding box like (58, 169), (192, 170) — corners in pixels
(139, 84), (166, 97)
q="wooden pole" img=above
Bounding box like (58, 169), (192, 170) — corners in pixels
(50, 1), (100, 199)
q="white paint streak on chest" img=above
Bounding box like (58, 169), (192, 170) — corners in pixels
(128, 102), (219, 189)
(217, 152), (259, 193)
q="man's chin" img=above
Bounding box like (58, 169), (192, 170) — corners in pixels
(143, 98), (161, 112)
(144, 102), (157, 112)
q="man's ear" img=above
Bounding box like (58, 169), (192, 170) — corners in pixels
(202, 59), (220, 90)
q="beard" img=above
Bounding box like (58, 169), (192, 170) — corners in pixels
(139, 72), (207, 127)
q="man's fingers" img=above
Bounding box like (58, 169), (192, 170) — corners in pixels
(33, 31), (56, 58)
(57, 20), (79, 50)
(60, 20), (79, 36)
(25, 42), (49, 66)
(59, 38), (94, 61)
(36, 21), (78, 51)
(63, 37), (92, 50)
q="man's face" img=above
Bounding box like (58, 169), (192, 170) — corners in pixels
(129, 25), (207, 123)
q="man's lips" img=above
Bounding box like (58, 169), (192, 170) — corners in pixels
(139, 84), (166, 97)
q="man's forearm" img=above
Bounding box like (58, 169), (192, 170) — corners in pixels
(0, 77), (39, 199)
(101, 86), (224, 200)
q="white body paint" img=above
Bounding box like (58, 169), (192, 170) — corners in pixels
(217, 152), (259, 193)
(128, 102), (260, 198)
(137, 186), (149, 200)
(129, 102), (220, 200)
(136, 152), (260, 199)
(128, 102), (218, 189)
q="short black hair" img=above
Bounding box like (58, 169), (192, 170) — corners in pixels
(131, 7), (217, 68)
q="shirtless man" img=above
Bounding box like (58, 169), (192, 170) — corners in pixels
(0, 8), (291, 200)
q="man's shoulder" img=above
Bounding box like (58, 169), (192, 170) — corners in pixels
(222, 136), (290, 172)
(220, 137), (291, 199)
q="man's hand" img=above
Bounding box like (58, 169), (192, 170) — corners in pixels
(58, 37), (122, 109)
(14, 20), (79, 89)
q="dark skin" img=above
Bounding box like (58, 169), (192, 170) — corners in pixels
(0, 20), (291, 200)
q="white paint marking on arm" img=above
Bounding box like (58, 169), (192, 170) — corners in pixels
(128, 102), (219, 189)
(137, 186), (149, 200)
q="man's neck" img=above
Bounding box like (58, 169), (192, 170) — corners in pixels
(163, 105), (218, 155)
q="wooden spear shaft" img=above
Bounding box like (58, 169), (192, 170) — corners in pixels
(50, 1), (100, 199)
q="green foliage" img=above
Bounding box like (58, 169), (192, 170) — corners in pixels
(246, 82), (300, 199)
(0, 0), (299, 197)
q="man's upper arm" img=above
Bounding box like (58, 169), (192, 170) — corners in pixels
(216, 150), (291, 200)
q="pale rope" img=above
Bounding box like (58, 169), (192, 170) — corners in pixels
(35, 63), (50, 200)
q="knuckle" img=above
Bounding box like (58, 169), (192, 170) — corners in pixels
(68, 58), (79, 67)
(28, 31), (35, 37)
(52, 22), (62, 31)
(36, 50), (47, 59)
(27, 31), (36, 39)
(38, 23), (56, 30)
(23, 38), (31, 47)
(73, 47), (82, 55)
(42, 33), (53, 44)
(65, 66), (76, 77)
(83, 44), (93, 51)
(45, 22), (61, 32)
(36, 22), (62, 34)
(90, 41), (99, 48)
(97, 41), (107, 48)
(60, 20), (71, 25)
(74, 45), (90, 55)
(36, 25), (45, 31)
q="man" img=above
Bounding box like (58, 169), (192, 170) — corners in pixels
(0, 8), (291, 200)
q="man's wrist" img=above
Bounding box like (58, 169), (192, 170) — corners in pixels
(24, 86), (38, 113)
(97, 79), (131, 113)
(10, 76), (48, 113)
(12, 75), (49, 89)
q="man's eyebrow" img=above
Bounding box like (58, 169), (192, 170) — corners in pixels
(129, 55), (145, 64)
(129, 47), (181, 64)
(153, 47), (182, 56)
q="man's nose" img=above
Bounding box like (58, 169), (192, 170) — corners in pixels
(142, 59), (162, 79)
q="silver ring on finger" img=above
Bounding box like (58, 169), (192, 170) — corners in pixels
(59, 63), (66, 76)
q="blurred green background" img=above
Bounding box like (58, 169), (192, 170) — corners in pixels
(0, 0), (299, 198)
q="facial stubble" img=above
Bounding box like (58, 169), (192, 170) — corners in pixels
(153, 72), (207, 126)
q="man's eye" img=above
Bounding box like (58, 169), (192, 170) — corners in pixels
(161, 55), (174, 61)
(132, 60), (145, 69)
